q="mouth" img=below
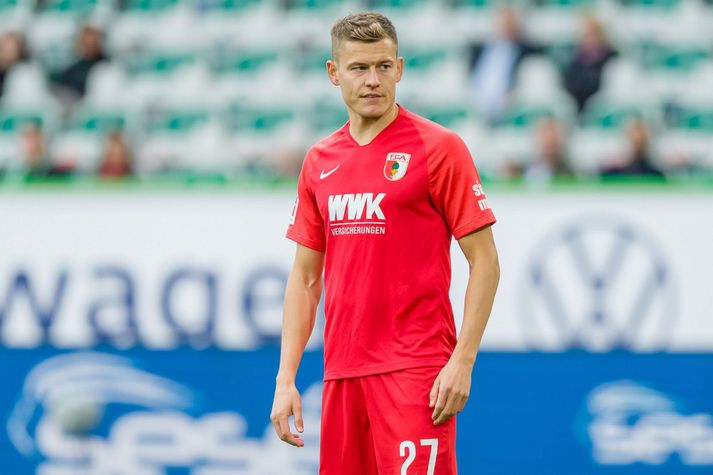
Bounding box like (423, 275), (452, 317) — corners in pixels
(361, 94), (382, 99)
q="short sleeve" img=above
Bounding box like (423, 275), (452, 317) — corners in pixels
(427, 132), (496, 239)
(286, 154), (326, 252)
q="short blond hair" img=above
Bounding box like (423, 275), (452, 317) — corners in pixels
(331, 12), (398, 59)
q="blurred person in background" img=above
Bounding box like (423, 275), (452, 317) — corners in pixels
(21, 124), (52, 178)
(56, 25), (108, 99)
(0, 31), (28, 97)
(563, 15), (617, 113)
(601, 118), (664, 178)
(98, 130), (133, 178)
(467, 5), (542, 125)
(524, 117), (574, 183)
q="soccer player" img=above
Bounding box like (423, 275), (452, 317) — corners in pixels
(270, 12), (500, 475)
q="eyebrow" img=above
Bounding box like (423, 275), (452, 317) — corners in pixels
(347, 59), (395, 68)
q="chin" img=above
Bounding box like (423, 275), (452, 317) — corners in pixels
(354, 103), (390, 119)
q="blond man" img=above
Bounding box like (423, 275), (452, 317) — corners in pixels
(271, 12), (500, 474)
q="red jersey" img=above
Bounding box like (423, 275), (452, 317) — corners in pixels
(287, 106), (496, 381)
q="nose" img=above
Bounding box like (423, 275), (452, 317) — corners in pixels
(365, 66), (380, 88)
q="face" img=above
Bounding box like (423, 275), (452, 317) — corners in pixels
(327, 39), (403, 122)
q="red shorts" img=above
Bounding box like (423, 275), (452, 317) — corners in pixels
(319, 366), (457, 475)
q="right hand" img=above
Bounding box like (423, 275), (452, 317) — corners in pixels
(270, 381), (305, 447)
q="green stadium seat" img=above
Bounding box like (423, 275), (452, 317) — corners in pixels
(208, 49), (280, 75)
(448, 0), (502, 8)
(283, 0), (345, 10)
(123, 53), (197, 76)
(0, 109), (44, 132)
(309, 99), (348, 133)
(368, 0), (428, 9)
(290, 47), (330, 75)
(401, 48), (449, 73)
(123, 0), (178, 12)
(144, 109), (211, 133)
(197, 0), (259, 11)
(497, 104), (557, 129)
(69, 108), (129, 132)
(533, 0), (594, 6)
(545, 42), (576, 69)
(0, 0), (20, 10)
(409, 104), (473, 129)
(224, 103), (296, 132)
(580, 101), (647, 129)
(39, 0), (110, 17)
(638, 42), (711, 72)
(618, 0), (680, 8)
(666, 107), (713, 132)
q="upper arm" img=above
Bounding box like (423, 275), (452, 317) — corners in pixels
(426, 131), (496, 239)
(457, 225), (499, 271)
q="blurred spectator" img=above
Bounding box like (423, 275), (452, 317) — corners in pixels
(56, 25), (108, 99)
(525, 118), (574, 182)
(0, 32), (28, 97)
(601, 119), (664, 178)
(98, 131), (133, 178)
(563, 15), (616, 113)
(467, 6), (542, 125)
(21, 124), (51, 177)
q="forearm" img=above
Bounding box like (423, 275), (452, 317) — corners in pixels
(276, 272), (322, 384)
(452, 250), (500, 366)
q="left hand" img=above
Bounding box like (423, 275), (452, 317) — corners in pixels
(429, 356), (474, 425)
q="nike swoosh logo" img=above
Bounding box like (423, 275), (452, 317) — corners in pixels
(320, 165), (340, 180)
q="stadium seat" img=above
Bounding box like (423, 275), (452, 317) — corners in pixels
(222, 100), (306, 170)
(523, 0), (596, 45)
(634, 41), (712, 99)
(398, 45), (470, 104)
(308, 97), (348, 137)
(496, 57), (577, 128)
(0, 0), (36, 31)
(580, 98), (659, 130)
(107, 2), (190, 55)
(445, 0), (503, 43)
(656, 63), (713, 168)
(25, 12), (77, 74)
(208, 48), (280, 75)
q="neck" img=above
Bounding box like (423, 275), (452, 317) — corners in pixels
(348, 103), (399, 146)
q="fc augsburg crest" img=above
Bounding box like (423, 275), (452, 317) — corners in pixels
(384, 152), (411, 181)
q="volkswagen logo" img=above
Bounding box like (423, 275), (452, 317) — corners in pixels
(520, 216), (676, 351)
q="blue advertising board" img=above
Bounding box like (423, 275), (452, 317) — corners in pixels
(1, 349), (711, 474)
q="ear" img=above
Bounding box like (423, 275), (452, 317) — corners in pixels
(326, 60), (339, 86)
(395, 56), (404, 83)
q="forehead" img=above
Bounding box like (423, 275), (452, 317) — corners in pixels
(334, 39), (398, 64)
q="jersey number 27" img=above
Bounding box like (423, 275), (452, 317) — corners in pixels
(399, 438), (438, 475)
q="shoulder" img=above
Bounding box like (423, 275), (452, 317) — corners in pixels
(401, 108), (464, 152)
(309, 127), (347, 156)
(304, 127), (347, 167)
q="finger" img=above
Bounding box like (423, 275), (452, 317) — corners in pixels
(278, 416), (292, 440)
(431, 385), (449, 422)
(285, 432), (305, 447)
(434, 391), (458, 425)
(294, 401), (304, 433)
(271, 416), (283, 440)
(429, 376), (440, 408)
(278, 416), (305, 447)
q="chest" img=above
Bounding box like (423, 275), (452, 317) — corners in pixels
(312, 139), (428, 224)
